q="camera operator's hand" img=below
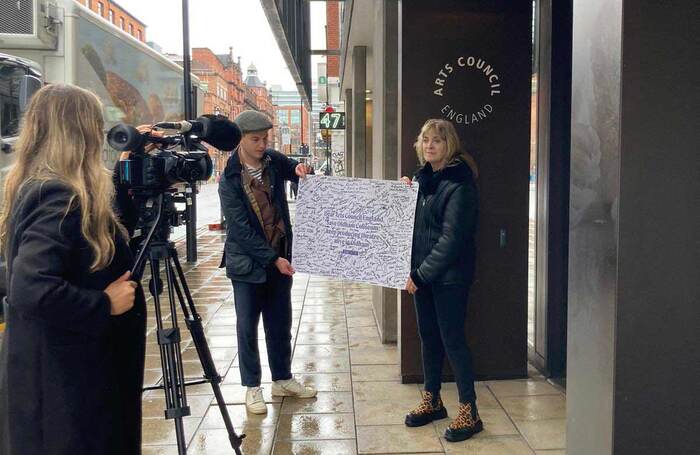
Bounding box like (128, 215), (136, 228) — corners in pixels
(295, 163), (313, 179)
(136, 124), (164, 152)
(274, 257), (295, 276)
(105, 271), (137, 315)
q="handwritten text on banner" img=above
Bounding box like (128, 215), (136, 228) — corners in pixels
(292, 175), (419, 289)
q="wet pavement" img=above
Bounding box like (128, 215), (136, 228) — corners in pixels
(0, 188), (567, 454)
(138, 200), (567, 454)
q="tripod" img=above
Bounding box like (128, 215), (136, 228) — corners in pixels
(131, 190), (244, 455)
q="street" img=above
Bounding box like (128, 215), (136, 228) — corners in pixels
(171, 182), (224, 242)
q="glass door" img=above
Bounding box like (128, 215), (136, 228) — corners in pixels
(529, 0), (552, 375)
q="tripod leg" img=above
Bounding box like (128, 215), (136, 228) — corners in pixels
(150, 257), (191, 454)
(168, 251), (245, 454)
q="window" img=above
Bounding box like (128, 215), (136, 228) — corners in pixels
(137, 30), (142, 41)
(119, 17), (125, 29)
(108, 9), (114, 23)
(88, 0), (93, 9)
(277, 111), (287, 124)
(217, 85), (228, 101)
(128, 24), (134, 35)
(0, 65), (26, 138)
(97, 2), (104, 17)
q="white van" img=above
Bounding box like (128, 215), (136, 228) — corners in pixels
(0, 53), (43, 305)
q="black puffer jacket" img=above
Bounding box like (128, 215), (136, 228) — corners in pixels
(410, 159), (478, 287)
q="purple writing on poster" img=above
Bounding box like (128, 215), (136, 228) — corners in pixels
(293, 175), (419, 289)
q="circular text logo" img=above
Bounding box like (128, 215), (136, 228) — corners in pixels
(433, 56), (502, 126)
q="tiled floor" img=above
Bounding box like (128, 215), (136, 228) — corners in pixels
(0, 198), (567, 454)
(139, 229), (567, 454)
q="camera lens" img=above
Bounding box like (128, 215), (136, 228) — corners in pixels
(107, 124), (146, 151)
(113, 131), (127, 144)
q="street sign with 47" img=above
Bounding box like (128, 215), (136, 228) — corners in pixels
(319, 112), (345, 129)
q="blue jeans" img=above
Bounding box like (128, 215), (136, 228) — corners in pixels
(413, 283), (476, 404)
(232, 269), (293, 387)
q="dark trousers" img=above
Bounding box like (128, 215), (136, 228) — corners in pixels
(413, 283), (476, 404)
(232, 269), (293, 386)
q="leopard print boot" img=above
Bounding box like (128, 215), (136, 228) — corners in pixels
(444, 401), (483, 442)
(405, 391), (448, 427)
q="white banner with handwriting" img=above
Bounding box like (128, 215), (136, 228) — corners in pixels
(292, 175), (419, 289)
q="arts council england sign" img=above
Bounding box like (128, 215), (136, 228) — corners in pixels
(433, 55), (502, 126)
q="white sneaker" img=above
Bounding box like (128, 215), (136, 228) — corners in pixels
(271, 378), (317, 398)
(245, 387), (267, 414)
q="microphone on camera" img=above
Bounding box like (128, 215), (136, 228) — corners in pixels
(196, 114), (242, 152)
(153, 120), (200, 133)
(152, 115), (241, 151)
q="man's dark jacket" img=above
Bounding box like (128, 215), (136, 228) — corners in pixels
(0, 181), (146, 455)
(410, 159), (479, 287)
(219, 149), (299, 283)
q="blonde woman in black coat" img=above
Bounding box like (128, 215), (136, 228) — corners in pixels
(402, 119), (482, 442)
(0, 84), (146, 455)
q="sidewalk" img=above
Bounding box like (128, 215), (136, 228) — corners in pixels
(140, 221), (567, 454)
(0, 197), (567, 453)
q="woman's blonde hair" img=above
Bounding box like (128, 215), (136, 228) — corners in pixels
(413, 119), (478, 178)
(0, 84), (126, 271)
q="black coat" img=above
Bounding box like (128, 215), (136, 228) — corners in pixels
(410, 159), (478, 287)
(0, 181), (146, 455)
(218, 149), (299, 283)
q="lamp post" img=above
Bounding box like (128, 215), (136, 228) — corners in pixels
(299, 96), (304, 155)
(182, 0), (198, 263)
(323, 105), (334, 176)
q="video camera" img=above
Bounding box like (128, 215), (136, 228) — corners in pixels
(108, 114), (241, 253)
(107, 115), (246, 455)
(107, 114), (241, 190)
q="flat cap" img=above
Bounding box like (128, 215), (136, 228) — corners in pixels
(234, 110), (273, 133)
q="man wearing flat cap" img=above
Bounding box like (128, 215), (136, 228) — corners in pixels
(218, 110), (315, 415)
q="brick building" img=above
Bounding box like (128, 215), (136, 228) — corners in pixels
(188, 51), (275, 177)
(217, 51), (247, 120)
(326, 1), (340, 78)
(243, 64), (274, 120)
(76, 0), (146, 42)
(322, 1), (344, 175)
(191, 48), (240, 118)
(188, 48), (236, 178)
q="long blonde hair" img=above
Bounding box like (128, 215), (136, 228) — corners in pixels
(414, 119), (478, 178)
(0, 84), (126, 271)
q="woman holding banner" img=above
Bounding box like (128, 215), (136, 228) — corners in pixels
(402, 119), (482, 442)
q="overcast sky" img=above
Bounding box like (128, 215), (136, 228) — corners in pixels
(116, 0), (327, 92)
